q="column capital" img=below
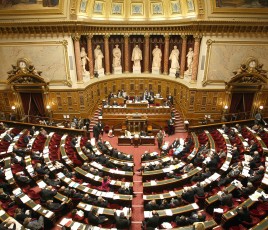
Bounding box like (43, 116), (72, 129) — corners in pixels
(104, 34), (110, 39)
(124, 34), (129, 38)
(144, 33), (150, 38)
(72, 33), (81, 41)
(181, 35), (188, 40)
(86, 34), (93, 40)
(164, 34), (170, 39)
(194, 34), (202, 40)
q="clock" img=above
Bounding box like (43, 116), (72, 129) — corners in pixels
(19, 61), (27, 68)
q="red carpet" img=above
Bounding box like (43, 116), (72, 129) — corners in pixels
(102, 132), (188, 229)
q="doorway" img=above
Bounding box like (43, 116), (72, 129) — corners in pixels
(229, 92), (255, 119)
(20, 92), (45, 123)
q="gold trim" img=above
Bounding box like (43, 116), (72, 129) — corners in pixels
(0, 0), (64, 15)
(0, 40), (72, 87)
(211, 0), (268, 14)
(202, 40), (268, 87)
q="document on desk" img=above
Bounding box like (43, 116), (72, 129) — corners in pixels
(165, 209), (173, 216)
(150, 180), (157, 185)
(33, 204), (41, 211)
(21, 195), (31, 203)
(98, 208), (104, 214)
(192, 203), (199, 209)
(85, 204), (92, 211)
(144, 211), (152, 218)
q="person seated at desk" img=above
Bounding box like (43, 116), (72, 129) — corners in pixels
(143, 210), (159, 229)
(118, 184), (132, 195)
(125, 130), (132, 138)
(113, 209), (130, 230)
(145, 199), (160, 211)
(15, 172), (32, 184)
(140, 130), (147, 137)
(44, 175), (61, 188)
(82, 194), (94, 204)
(219, 188), (233, 207)
(3, 130), (13, 143)
(147, 95), (154, 104)
(94, 196), (108, 208)
(35, 163), (49, 175)
(23, 216), (44, 230)
(87, 208), (108, 226)
(40, 186), (57, 202)
(181, 187), (195, 203)
(0, 218), (17, 230)
(46, 199), (65, 211)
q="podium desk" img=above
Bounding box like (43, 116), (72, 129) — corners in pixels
(141, 136), (155, 145)
(118, 136), (132, 145)
(126, 101), (148, 108)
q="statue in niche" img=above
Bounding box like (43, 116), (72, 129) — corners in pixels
(80, 47), (89, 74)
(169, 45), (180, 70)
(94, 45), (104, 71)
(152, 45), (162, 68)
(132, 45), (142, 67)
(186, 47), (194, 75)
(112, 44), (121, 68)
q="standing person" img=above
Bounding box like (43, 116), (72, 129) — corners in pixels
(94, 45), (104, 71)
(132, 44), (142, 67)
(112, 44), (121, 68)
(156, 129), (164, 149)
(152, 45), (162, 68)
(186, 47), (194, 74)
(80, 47), (89, 74)
(169, 45), (180, 70)
(93, 124), (100, 141)
(167, 118), (175, 136)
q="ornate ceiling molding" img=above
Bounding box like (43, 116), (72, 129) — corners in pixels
(0, 20), (267, 37)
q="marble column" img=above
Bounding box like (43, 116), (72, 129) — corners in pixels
(163, 35), (170, 75)
(191, 35), (202, 82)
(87, 35), (94, 78)
(179, 35), (187, 79)
(72, 34), (83, 82)
(124, 35), (130, 73)
(104, 35), (110, 75)
(144, 34), (150, 73)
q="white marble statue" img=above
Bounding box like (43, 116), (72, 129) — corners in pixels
(132, 45), (142, 67)
(94, 45), (104, 71)
(80, 47), (89, 74)
(152, 45), (162, 68)
(169, 45), (180, 70)
(186, 47), (194, 75)
(112, 44), (121, 68)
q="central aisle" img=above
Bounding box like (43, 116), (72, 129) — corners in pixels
(102, 132), (188, 229)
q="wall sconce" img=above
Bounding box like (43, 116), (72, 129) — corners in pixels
(224, 105), (228, 110)
(46, 105), (51, 112)
(11, 106), (16, 112)
(259, 105), (264, 110)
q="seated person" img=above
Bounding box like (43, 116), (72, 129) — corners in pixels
(143, 210), (159, 229)
(44, 175), (61, 187)
(23, 216), (44, 230)
(40, 186), (57, 202)
(125, 130), (132, 138)
(15, 172), (32, 184)
(94, 196), (108, 208)
(46, 200), (65, 211)
(87, 208), (108, 226)
(35, 163), (49, 175)
(181, 187), (195, 203)
(145, 199), (160, 211)
(114, 209), (130, 229)
(0, 218), (17, 230)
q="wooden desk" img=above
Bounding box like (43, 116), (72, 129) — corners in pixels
(171, 220), (217, 230)
(251, 216), (268, 230)
(118, 136), (132, 145)
(140, 136), (155, 145)
(126, 101), (148, 108)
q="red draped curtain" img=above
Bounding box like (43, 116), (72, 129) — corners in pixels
(20, 92), (45, 121)
(229, 92), (255, 118)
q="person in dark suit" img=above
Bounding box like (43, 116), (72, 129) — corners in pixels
(97, 121), (104, 136)
(35, 163), (49, 175)
(193, 182), (205, 197)
(236, 205), (252, 222)
(87, 208), (108, 226)
(3, 131), (13, 143)
(247, 140), (258, 155)
(44, 175), (61, 187)
(46, 200), (65, 211)
(71, 136), (77, 149)
(40, 186), (57, 202)
(219, 189), (233, 207)
(84, 118), (90, 131)
(15, 172), (32, 184)
(170, 138), (180, 149)
(248, 165), (265, 183)
(23, 132), (31, 144)
(93, 124), (100, 141)
(167, 94), (173, 105)
(206, 155), (218, 172)
(249, 151), (261, 169)
(94, 196), (108, 207)
(182, 187), (195, 203)
(85, 140), (94, 152)
(113, 209), (130, 230)
(167, 118), (175, 136)
(0, 219), (17, 230)
(23, 216), (44, 230)
(29, 126), (36, 136)
(145, 199), (160, 211)
(240, 182), (255, 197)
(144, 210), (159, 229)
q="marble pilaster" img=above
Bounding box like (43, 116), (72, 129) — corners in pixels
(104, 35), (110, 75)
(163, 35), (170, 75)
(124, 35), (130, 73)
(144, 34), (150, 73)
(179, 35), (187, 79)
(191, 35), (202, 82)
(87, 35), (94, 78)
(72, 34), (83, 82)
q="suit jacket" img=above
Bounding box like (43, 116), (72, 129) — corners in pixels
(114, 213), (130, 229)
(146, 214), (159, 228)
(40, 189), (57, 201)
(87, 212), (101, 226)
(3, 134), (12, 143)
